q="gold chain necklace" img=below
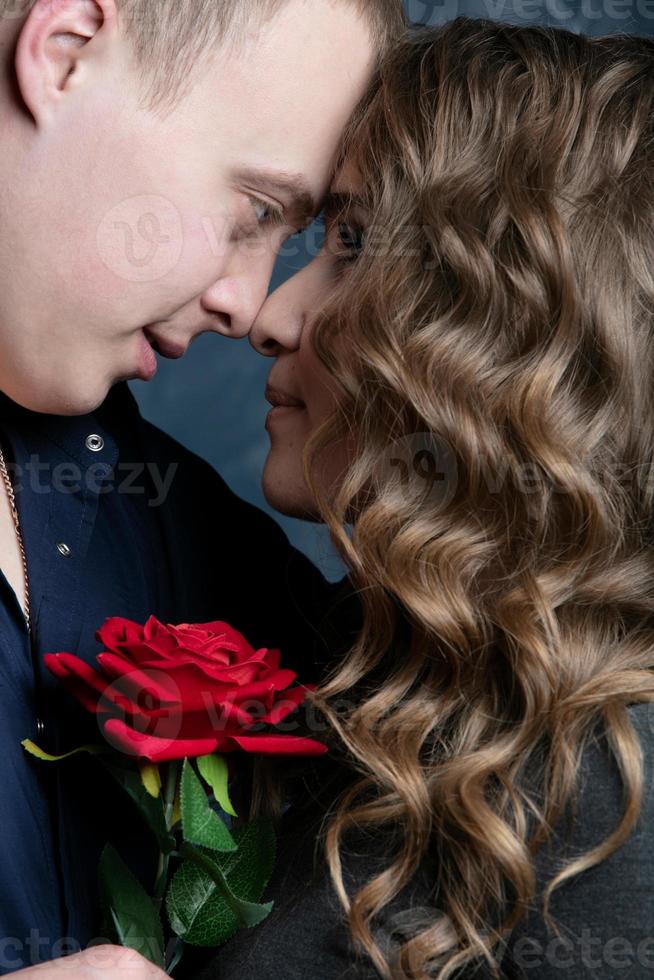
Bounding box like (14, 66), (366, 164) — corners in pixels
(0, 445), (31, 632)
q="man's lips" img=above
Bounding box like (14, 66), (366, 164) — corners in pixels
(265, 384), (306, 410)
(143, 326), (187, 361)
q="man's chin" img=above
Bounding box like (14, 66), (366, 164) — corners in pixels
(0, 379), (108, 417)
(49, 392), (111, 418)
(33, 376), (121, 417)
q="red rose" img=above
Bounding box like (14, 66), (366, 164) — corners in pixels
(44, 616), (326, 763)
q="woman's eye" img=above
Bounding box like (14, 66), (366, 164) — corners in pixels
(318, 208), (365, 266)
(337, 222), (365, 261)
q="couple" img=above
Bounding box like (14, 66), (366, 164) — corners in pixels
(1, 0), (653, 978)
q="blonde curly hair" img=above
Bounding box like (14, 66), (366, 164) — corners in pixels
(298, 16), (654, 979)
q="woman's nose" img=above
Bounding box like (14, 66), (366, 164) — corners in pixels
(249, 276), (306, 356)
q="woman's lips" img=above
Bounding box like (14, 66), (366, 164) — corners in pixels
(265, 384), (306, 409)
(264, 384), (306, 433)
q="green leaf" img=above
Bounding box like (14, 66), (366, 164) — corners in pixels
(98, 843), (165, 969)
(216, 817), (277, 904)
(98, 756), (175, 855)
(21, 739), (106, 762)
(166, 854), (236, 947)
(165, 818), (276, 947)
(181, 759), (237, 853)
(165, 823), (276, 948)
(138, 762), (162, 799)
(183, 842), (273, 927)
(197, 753), (237, 817)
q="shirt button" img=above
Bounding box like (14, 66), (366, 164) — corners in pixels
(36, 718), (45, 740)
(56, 542), (72, 558)
(85, 434), (105, 453)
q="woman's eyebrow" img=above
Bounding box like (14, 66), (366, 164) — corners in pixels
(322, 190), (368, 215)
(233, 166), (317, 226)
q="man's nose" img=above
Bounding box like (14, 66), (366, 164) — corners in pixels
(198, 276), (264, 339)
(200, 248), (277, 339)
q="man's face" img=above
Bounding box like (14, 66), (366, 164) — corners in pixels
(0, 0), (375, 414)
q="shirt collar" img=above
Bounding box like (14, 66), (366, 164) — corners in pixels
(0, 384), (141, 471)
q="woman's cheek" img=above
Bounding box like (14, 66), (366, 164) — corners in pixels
(298, 327), (340, 431)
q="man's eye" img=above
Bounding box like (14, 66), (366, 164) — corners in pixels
(248, 196), (284, 227)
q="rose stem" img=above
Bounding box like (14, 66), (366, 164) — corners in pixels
(154, 760), (181, 904)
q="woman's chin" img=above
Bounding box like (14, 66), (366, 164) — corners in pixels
(262, 460), (322, 523)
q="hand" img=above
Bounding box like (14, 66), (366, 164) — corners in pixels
(15, 945), (168, 977)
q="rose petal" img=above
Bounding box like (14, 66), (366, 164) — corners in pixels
(46, 653), (173, 722)
(96, 653), (180, 705)
(165, 650), (252, 678)
(200, 662), (261, 685)
(125, 642), (183, 664)
(143, 615), (179, 646)
(165, 701), (255, 740)
(126, 663), (230, 712)
(220, 672), (294, 706)
(134, 653), (227, 673)
(219, 700), (259, 727)
(171, 622), (255, 654)
(228, 734), (328, 756)
(103, 718), (217, 762)
(95, 617), (145, 653)
(262, 649), (282, 672)
(261, 685), (309, 725)
(44, 653), (108, 711)
(188, 642), (231, 665)
(173, 628), (234, 653)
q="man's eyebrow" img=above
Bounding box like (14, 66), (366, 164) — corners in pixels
(234, 167), (318, 226)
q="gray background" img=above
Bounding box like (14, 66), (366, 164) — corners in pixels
(130, 0), (654, 581)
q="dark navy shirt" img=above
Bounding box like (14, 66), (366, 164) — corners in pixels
(0, 382), (334, 974)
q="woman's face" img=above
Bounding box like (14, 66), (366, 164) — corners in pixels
(249, 164), (367, 520)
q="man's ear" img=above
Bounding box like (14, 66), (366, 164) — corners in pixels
(15, 0), (119, 126)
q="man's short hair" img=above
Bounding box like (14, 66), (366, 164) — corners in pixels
(0, 0), (406, 108)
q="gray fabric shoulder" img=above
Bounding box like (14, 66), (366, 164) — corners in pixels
(486, 701), (654, 979)
(188, 704), (654, 980)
